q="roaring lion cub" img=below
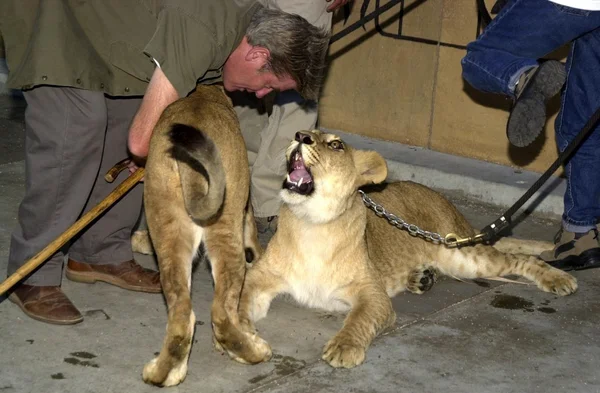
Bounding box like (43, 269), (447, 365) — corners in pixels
(141, 85), (262, 386)
(220, 129), (577, 369)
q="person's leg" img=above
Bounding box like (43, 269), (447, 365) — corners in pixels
(68, 97), (143, 264)
(7, 86), (108, 324)
(8, 87), (107, 283)
(462, 0), (600, 146)
(462, 0), (600, 96)
(261, 0), (332, 29)
(250, 0), (332, 221)
(66, 96), (160, 292)
(541, 27), (600, 270)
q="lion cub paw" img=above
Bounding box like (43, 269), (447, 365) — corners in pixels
(212, 334), (225, 353)
(142, 356), (187, 387)
(322, 337), (366, 368)
(537, 269), (578, 296)
(131, 230), (155, 255)
(407, 268), (438, 294)
(226, 332), (272, 365)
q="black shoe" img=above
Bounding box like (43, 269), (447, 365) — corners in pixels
(540, 227), (600, 271)
(507, 60), (566, 147)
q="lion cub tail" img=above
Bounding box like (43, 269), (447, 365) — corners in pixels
(168, 123), (226, 222)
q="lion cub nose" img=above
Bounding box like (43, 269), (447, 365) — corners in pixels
(295, 131), (314, 145)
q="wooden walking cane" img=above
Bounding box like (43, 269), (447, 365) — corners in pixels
(0, 160), (145, 296)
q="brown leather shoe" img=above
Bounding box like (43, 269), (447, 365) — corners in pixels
(9, 284), (83, 325)
(65, 259), (161, 293)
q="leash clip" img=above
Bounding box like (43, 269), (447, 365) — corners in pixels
(444, 232), (488, 248)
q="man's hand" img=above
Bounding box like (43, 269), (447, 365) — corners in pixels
(127, 159), (141, 175)
(326, 0), (351, 12)
(128, 66), (179, 158)
(123, 159), (146, 182)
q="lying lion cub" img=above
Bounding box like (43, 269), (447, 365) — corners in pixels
(141, 85), (262, 386)
(220, 129), (577, 369)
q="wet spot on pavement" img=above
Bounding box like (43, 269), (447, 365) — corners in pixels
(64, 357), (99, 368)
(537, 307), (556, 314)
(272, 354), (306, 377)
(490, 294), (534, 312)
(248, 353), (307, 384)
(70, 351), (97, 359)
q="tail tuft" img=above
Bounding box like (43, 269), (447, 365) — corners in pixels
(169, 124), (209, 151)
(167, 124), (225, 222)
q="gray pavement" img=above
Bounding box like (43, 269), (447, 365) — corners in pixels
(0, 92), (598, 393)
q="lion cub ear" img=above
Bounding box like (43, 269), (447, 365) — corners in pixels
(353, 150), (388, 187)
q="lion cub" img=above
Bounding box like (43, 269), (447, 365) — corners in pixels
(141, 85), (262, 386)
(221, 129), (577, 369)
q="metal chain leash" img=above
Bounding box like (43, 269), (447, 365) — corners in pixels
(358, 190), (486, 248)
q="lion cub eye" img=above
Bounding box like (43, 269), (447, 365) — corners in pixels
(328, 140), (344, 151)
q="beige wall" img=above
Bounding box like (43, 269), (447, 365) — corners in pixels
(319, 0), (565, 174)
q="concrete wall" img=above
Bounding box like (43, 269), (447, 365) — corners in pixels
(319, 0), (566, 174)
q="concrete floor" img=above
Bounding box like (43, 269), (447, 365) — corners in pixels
(0, 93), (598, 393)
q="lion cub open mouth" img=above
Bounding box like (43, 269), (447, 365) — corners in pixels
(284, 148), (314, 195)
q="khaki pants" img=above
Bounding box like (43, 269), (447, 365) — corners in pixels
(234, 0), (332, 218)
(7, 87), (143, 286)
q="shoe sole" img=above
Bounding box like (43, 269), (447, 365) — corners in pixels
(574, 248), (600, 271)
(545, 248), (600, 272)
(507, 60), (566, 147)
(8, 293), (84, 325)
(65, 269), (162, 293)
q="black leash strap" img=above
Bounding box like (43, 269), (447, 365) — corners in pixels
(479, 105), (600, 243)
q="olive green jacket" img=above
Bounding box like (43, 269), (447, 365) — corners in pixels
(0, 0), (261, 97)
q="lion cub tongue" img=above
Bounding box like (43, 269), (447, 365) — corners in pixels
(289, 167), (311, 183)
(289, 154), (312, 184)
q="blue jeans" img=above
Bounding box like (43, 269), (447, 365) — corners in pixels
(461, 0), (600, 233)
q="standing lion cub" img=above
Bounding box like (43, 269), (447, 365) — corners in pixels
(141, 85), (262, 386)
(218, 129), (577, 369)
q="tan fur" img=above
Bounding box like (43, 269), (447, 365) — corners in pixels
(131, 230), (154, 255)
(141, 85), (263, 386)
(219, 130), (577, 369)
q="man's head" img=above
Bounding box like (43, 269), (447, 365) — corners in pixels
(223, 7), (330, 101)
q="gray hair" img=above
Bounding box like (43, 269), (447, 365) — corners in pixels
(246, 7), (330, 101)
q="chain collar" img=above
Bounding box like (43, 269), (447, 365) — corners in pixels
(358, 190), (486, 247)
